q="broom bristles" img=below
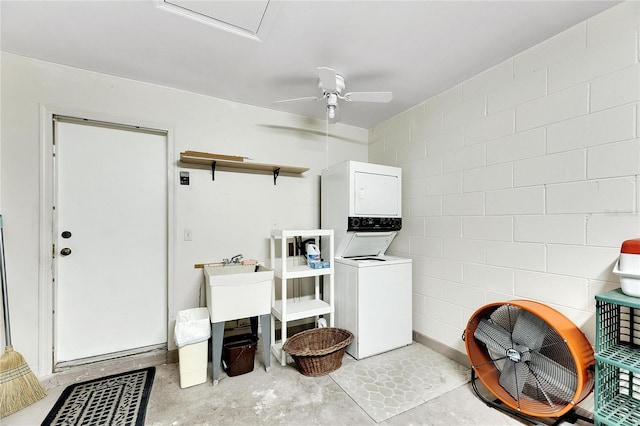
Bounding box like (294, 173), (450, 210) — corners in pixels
(0, 346), (47, 418)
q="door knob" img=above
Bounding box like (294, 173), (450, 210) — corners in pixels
(60, 248), (72, 256)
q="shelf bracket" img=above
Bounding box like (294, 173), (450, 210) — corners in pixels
(273, 168), (280, 185)
(211, 161), (216, 181)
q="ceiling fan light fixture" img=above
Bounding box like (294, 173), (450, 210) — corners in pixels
(328, 105), (336, 119)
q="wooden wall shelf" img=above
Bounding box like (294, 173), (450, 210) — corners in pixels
(179, 151), (309, 185)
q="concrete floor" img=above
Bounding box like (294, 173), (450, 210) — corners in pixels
(6, 342), (594, 426)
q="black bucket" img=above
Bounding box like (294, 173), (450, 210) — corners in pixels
(222, 334), (258, 377)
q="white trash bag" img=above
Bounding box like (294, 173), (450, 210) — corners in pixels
(174, 307), (211, 348)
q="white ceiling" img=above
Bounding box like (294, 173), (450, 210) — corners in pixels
(1, 0), (620, 129)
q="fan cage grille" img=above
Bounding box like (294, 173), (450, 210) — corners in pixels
(466, 300), (594, 418)
(486, 305), (579, 407)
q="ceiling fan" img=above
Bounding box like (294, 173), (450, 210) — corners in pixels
(275, 67), (393, 124)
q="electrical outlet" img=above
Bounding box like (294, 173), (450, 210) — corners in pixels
(184, 228), (192, 241)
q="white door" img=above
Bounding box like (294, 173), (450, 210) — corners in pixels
(54, 117), (168, 365)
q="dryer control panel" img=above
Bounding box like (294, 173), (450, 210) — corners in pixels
(347, 216), (402, 232)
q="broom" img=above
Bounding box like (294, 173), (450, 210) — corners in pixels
(0, 214), (46, 418)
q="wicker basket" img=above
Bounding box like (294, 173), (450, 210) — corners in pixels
(283, 327), (354, 377)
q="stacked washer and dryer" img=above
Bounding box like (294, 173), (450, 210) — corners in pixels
(321, 160), (412, 359)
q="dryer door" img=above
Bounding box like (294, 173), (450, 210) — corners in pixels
(353, 171), (400, 216)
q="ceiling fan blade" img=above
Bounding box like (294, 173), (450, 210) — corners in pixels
(274, 96), (322, 104)
(317, 67), (337, 92)
(343, 91), (393, 103)
(511, 310), (547, 350)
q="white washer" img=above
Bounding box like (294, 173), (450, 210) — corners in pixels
(334, 254), (412, 359)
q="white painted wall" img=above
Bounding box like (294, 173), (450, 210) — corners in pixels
(371, 1), (640, 357)
(0, 52), (367, 376)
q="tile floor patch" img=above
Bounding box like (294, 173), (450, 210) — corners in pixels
(330, 343), (470, 423)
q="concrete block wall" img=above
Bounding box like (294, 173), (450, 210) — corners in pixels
(369, 1), (640, 355)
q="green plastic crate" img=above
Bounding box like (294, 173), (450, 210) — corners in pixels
(594, 289), (640, 426)
(596, 290), (640, 355)
(594, 361), (640, 426)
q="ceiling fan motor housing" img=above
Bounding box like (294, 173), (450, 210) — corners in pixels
(319, 73), (345, 96)
(465, 299), (595, 418)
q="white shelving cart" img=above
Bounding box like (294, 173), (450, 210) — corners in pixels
(270, 229), (334, 366)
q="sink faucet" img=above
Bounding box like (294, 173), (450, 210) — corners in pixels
(223, 254), (243, 265)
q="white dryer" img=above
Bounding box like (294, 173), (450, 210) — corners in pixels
(321, 161), (412, 359)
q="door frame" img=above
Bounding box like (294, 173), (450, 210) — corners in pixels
(38, 105), (176, 376)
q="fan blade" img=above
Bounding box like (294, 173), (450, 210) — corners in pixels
(511, 310), (547, 350)
(499, 359), (529, 402)
(275, 96), (322, 104)
(474, 318), (512, 357)
(343, 91), (393, 103)
(317, 67), (337, 92)
(527, 351), (577, 402)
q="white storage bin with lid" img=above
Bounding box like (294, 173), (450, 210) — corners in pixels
(613, 238), (640, 297)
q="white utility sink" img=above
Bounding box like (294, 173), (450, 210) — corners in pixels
(203, 264), (274, 323)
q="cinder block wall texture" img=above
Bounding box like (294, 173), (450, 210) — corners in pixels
(369, 1), (640, 354)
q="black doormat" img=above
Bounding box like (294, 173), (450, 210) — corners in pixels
(41, 366), (155, 426)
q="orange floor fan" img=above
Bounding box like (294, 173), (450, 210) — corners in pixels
(464, 300), (595, 425)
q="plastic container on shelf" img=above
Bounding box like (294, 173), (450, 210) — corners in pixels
(306, 243), (320, 266)
(613, 238), (640, 297)
(620, 239), (640, 273)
